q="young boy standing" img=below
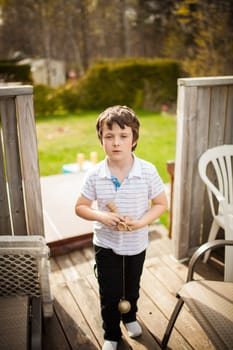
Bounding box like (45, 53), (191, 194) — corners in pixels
(75, 105), (168, 350)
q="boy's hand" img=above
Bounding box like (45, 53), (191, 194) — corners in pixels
(124, 217), (142, 231)
(97, 211), (125, 229)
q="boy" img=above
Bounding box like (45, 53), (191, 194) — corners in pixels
(75, 105), (168, 350)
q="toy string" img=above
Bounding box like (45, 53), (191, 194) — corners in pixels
(122, 255), (125, 299)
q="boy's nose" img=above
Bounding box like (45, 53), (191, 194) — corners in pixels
(113, 137), (120, 146)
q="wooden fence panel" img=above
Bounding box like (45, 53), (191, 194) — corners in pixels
(16, 94), (44, 236)
(172, 77), (233, 260)
(225, 86), (233, 142)
(0, 134), (11, 233)
(0, 85), (44, 237)
(0, 97), (27, 234)
(189, 87), (210, 248)
(201, 85), (230, 243)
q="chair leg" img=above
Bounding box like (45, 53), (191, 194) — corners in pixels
(161, 298), (184, 349)
(30, 297), (42, 350)
(224, 245), (233, 281)
(203, 220), (220, 263)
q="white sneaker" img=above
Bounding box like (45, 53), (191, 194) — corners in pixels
(125, 321), (142, 338)
(102, 340), (118, 350)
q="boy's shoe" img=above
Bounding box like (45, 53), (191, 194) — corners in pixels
(125, 321), (142, 338)
(102, 340), (118, 350)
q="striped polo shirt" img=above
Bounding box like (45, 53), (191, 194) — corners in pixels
(80, 154), (164, 255)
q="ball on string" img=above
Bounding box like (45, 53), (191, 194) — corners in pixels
(118, 299), (131, 313)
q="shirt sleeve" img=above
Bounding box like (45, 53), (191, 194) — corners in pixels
(148, 164), (165, 199)
(80, 170), (97, 201)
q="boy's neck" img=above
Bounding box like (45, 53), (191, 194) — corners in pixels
(107, 154), (134, 182)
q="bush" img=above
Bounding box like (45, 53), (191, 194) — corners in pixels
(33, 84), (60, 116)
(57, 84), (80, 112)
(33, 58), (182, 114)
(74, 58), (181, 111)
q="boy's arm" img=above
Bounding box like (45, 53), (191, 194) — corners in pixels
(75, 194), (124, 228)
(126, 191), (168, 231)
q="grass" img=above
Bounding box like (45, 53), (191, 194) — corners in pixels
(36, 110), (176, 182)
(36, 110), (177, 227)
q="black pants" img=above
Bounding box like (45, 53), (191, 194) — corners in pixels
(94, 245), (146, 341)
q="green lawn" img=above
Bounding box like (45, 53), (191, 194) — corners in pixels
(36, 110), (176, 182)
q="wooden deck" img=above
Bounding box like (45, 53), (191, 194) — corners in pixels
(43, 226), (223, 350)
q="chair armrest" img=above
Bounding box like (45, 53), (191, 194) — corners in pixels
(186, 239), (233, 282)
(204, 179), (225, 204)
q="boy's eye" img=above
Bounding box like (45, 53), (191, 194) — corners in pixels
(103, 133), (130, 139)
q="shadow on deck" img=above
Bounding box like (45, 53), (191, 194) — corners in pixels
(43, 226), (223, 350)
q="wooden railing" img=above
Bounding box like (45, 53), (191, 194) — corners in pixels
(166, 160), (175, 238)
(0, 85), (44, 236)
(172, 76), (233, 260)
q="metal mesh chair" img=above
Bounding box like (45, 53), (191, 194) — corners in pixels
(161, 240), (233, 349)
(0, 235), (53, 350)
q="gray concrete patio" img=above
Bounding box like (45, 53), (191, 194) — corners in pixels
(40, 172), (93, 243)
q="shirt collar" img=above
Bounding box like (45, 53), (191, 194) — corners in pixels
(128, 154), (142, 178)
(98, 154), (142, 179)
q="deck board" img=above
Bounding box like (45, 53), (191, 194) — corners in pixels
(43, 226), (222, 349)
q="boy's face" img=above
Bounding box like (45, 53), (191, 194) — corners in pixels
(101, 122), (135, 160)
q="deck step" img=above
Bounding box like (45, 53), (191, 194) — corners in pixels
(0, 296), (29, 350)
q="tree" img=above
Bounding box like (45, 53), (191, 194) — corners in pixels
(0, 0), (232, 77)
(174, 0), (233, 76)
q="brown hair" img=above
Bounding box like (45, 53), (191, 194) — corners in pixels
(96, 105), (140, 151)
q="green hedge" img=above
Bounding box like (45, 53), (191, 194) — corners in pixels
(0, 63), (32, 83)
(34, 58), (181, 115)
(73, 58), (181, 111)
(33, 85), (60, 116)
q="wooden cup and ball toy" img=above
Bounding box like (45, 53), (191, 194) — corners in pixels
(106, 201), (131, 231)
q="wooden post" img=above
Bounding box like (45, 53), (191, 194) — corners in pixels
(166, 160), (175, 238)
(0, 86), (44, 236)
(172, 77), (233, 260)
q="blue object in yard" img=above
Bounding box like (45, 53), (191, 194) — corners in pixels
(62, 161), (93, 173)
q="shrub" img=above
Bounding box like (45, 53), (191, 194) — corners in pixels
(33, 84), (60, 116)
(74, 58), (181, 111)
(57, 84), (80, 112)
(33, 58), (182, 114)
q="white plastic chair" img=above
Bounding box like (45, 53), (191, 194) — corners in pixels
(198, 145), (233, 280)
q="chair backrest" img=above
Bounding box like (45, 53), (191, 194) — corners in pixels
(198, 145), (233, 206)
(0, 235), (53, 317)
